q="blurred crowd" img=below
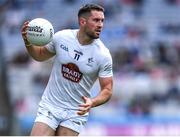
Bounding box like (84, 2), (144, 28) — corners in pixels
(0, 0), (180, 135)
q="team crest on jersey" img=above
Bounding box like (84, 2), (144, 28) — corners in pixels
(86, 57), (94, 67)
(62, 63), (82, 83)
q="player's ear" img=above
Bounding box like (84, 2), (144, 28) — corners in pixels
(79, 17), (86, 26)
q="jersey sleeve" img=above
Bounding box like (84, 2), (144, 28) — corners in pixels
(45, 41), (56, 53)
(45, 31), (61, 53)
(98, 54), (113, 78)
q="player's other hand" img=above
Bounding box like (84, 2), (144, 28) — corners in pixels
(77, 96), (92, 115)
(21, 21), (30, 45)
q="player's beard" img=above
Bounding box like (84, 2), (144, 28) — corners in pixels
(86, 30), (100, 39)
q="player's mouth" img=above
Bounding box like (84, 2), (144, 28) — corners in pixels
(95, 30), (101, 35)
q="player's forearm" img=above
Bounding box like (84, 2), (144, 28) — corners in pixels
(25, 46), (45, 61)
(23, 38), (42, 61)
(23, 38), (52, 61)
(91, 88), (112, 108)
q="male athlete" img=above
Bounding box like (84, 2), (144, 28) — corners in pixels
(21, 3), (113, 136)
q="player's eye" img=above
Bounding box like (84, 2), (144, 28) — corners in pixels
(93, 18), (104, 23)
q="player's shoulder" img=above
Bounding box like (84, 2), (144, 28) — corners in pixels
(54, 29), (77, 37)
(53, 29), (77, 41)
(94, 39), (111, 57)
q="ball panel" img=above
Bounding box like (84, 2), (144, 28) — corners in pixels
(27, 18), (54, 46)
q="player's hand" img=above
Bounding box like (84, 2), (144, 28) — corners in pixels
(77, 96), (92, 115)
(21, 21), (31, 46)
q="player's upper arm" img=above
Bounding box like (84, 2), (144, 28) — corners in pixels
(37, 39), (56, 61)
(39, 46), (55, 61)
(98, 50), (113, 94)
(98, 53), (113, 93)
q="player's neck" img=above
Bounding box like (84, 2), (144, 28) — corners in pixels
(77, 31), (94, 45)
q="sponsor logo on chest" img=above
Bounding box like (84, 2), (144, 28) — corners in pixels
(61, 63), (82, 83)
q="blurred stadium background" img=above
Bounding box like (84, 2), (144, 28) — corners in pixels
(0, 0), (180, 135)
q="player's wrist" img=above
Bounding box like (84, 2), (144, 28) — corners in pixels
(24, 39), (31, 47)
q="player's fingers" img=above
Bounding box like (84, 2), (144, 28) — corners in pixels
(21, 21), (29, 32)
(77, 107), (91, 115)
(77, 111), (84, 115)
(21, 31), (28, 39)
(78, 107), (86, 111)
(23, 21), (29, 26)
(21, 24), (29, 40)
(77, 110), (85, 115)
(22, 32), (26, 34)
(82, 96), (88, 100)
(78, 106), (90, 112)
(77, 110), (87, 115)
(77, 97), (92, 116)
(21, 24), (28, 32)
(79, 104), (89, 107)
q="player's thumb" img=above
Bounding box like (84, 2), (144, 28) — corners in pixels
(82, 96), (88, 103)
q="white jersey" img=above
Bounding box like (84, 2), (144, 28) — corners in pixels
(39, 29), (113, 110)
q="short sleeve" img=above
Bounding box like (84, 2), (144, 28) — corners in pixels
(45, 41), (56, 53)
(98, 55), (113, 78)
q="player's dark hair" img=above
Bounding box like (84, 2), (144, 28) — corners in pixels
(78, 3), (104, 18)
